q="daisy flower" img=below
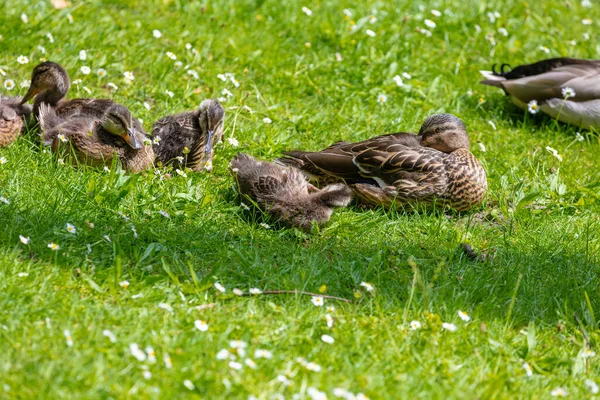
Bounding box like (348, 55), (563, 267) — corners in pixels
(63, 330), (73, 347)
(142, 371), (152, 380)
(123, 71), (135, 81)
(561, 87), (576, 98)
(166, 51), (177, 60)
(216, 349), (231, 360)
(254, 349), (273, 359)
(158, 302), (173, 312)
(97, 69), (107, 77)
(185, 43), (192, 50)
(20, 80), (30, 88)
(498, 27), (508, 36)
(194, 320), (209, 332)
(165, 90), (174, 98)
(263, 117), (272, 124)
(19, 235), (30, 245)
(305, 362), (322, 372)
(46, 32), (54, 43)
(582, 348), (596, 358)
(17, 55), (29, 64)
(79, 50), (87, 60)
(550, 387), (568, 397)
(325, 313), (334, 328)
(393, 75), (403, 86)
(410, 320), (421, 330)
(335, 52), (343, 62)
(153, 29), (162, 38)
(360, 281), (375, 291)
(228, 137), (239, 147)
(152, 136), (161, 145)
(478, 143), (487, 152)
(311, 296), (324, 306)
(214, 282), (226, 293)
(576, 132), (584, 142)
(158, 210), (170, 218)
(365, 29), (376, 37)
(0, 197), (10, 205)
(424, 19), (436, 28)
(21, 13), (28, 23)
(458, 310), (470, 322)
(37, 45), (47, 54)
(539, 45), (550, 54)
(442, 322), (457, 332)
(259, 222), (270, 229)
(183, 380), (195, 390)
(321, 334), (335, 344)
(107, 82), (118, 90)
(431, 9), (442, 17)
(175, 169), (187, 178)
(102, 329), (117, 343)
(4, 80), (15, 90)
(522, 362), (533, 377)
(249, 288), (262, 295)
(527, 100), (539, 114)
(0, 157), (5, 164)
(585, 379), (599, 394)
(119, 280), (130, 289)
(17, 272), (29, 277)
(582, 18), (592, 25)
(402, 72), (412, 80)
(48, 242), (60, 251)
(66, 223), (76, 234)
(377, 93), (388, 103)
(545, 146), (563, 162)
(164, 353), (173, 369)
(233, 288), (244, 296)
(301, 6), (312, 16)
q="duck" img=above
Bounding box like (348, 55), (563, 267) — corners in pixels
(277, 114), (487, 211)
(38, 103), (154, 173)
(21, 61), (147, 135)
(230, 153), (353, 231)
(480, 57), (600, 129)
(152, 99), (225, 171)
(0, 96), (32, 147)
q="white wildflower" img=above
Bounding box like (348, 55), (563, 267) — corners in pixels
(216, 349), (231, 360)
(360, 282), (375, 291)
(582, 18), (592, 25)
(539, 45), (550, 54)
(21, 13), (28, 23)
(123, 71), (135, 81)
(576, 132), (584, 142)
(79, 50), (87, 60)
(102, 329), (117, 343)
(301, 6), (312, 16)
(214, 282), (226, 293)
(254, 349), (273, 359)
(19, 235), (30, 245)
(233, 288), (244, 296)
(365, 29), (376, 37)
(442, 322), (457, 332)
(183, 380), (195, 390)
(478, 143), (486, 152)
(545, 146), (563, 162)
(17, 272), (28, 277)
(259, 222), (270, 229)
(550, 387), (568, 397)
(325, 313), (333, 328)
(263, 117), (272, 124)
(194, 320), (209, 332)
(97, 68), (107, 77)
(227, 137), (239, 147)
(498, 27), (508, 36)
(17, 55), (29, 64)
(165, 90), (174, 98)
(63, 329), (73, 347)
(393, 75), (403, 86)
(249, 288), (262, 295)
(377, 93), (388, 103)
(522, 362), (533, 377)
(158, 302), (173, 312)
(119, 280), (130, 289)
(458, 310), (471, 322)
(153, 29), (162, 38)
(561, 87), (576, 98)
(3, 80), (15, 90)
(410, 320), (421, 330)
(311, 296), (324, 306)
(66, 223), (76, 234)
(321, 334), (335, 344)
(47, 242), (59, 250)
(527, 100), (539, 114)
(107, 82), (118, 90)
(46, 32), (54, 43)
(424, 19), (436, 28)
(585, 379), (599, 394)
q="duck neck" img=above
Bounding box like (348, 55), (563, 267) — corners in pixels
(33, 90), (66, 117)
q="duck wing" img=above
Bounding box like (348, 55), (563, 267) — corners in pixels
(56, 98), (116, 118)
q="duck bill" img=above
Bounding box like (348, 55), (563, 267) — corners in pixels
(20, 85), (39, 104)
(121, 128), (142, 150)
(204, 130), (214, 156)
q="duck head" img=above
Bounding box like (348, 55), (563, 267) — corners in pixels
(21, 61), (70, 105)
(198, 99), (225, 161)
(101, 104), (142, 150)
(419, 113), (470, 153)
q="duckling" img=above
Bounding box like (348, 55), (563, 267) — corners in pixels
(38, 103), (154, 172)
(277, 114), (487, 211)
(230, 153), (353, 231)
(480, 58), (600, 129)
(152, 99), (225, 171)
(21, 61), (146, 134)
(0, 96), (32, 147)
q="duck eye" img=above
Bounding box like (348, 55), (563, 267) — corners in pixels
(434, 127), (442, 133)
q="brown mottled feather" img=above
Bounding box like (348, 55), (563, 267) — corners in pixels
(278, 114), (487, 211)
(0, 96), (32, 147)
(230, 153), (352, 231)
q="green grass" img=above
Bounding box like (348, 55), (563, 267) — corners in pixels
(1, 0), (600, 398)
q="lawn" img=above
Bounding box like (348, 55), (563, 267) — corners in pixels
(1, 0), (600, 398)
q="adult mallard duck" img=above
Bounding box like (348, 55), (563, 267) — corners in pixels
(21, 61), (147, 135)
(152, 99), (225, 171)
(38, 103), (154, 173)
(277, 114), (487, 211)
(480, 58), (600, 129)
(0, 96), (32, 147)
(230, 153), (353, 231)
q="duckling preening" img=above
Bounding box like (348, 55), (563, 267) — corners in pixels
(38, 103), (154, 172)
(278, 114), (487, 211)
(231, 153), (353, 231)
(152, 99), (225, 171)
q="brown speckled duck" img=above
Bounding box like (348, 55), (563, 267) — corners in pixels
(21, 61), (146, 136)
(480, 58), (600, 129)
(230, 153), (353, 231)
(152, 99), (225, 171)
(0, 96), (32, 147)
(277, 114), (487, 211)
(38, 103), (154, 173)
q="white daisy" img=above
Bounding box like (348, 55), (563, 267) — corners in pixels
(233, 288), (244, 296)
(585, 379), (599, 394)
(254, 349), (273, 359)
(102, 329), (117, 343)
(158, 302), (173, 312)
(321, 334), (335, 344)
(165, 90), (174, 98)
(66, 223), (76, 234)
(158, 210), (171, 218)
(46, 32), (54, 43)
(153, 29), (162, 38)
(0, 157), (5, 164)
(263, 117), (272, 124)
(48, 242), (60, 251)
(119, 280), (130, 289)
(175, 169), (187, 178)
(377, 93), (388, 103)
(194, 320), (209, 332)
(259, 222), (270, 229)
(539, 45), (550, 54)
(123, 71), (135, 81)
(424, 19), (436, 28)
(20, 80), (30, 88)
(325, 313), (333, 328)
(166, 51), (177, 60)
(183, 380), (195, 390)
(522, 362), (533, 377)
(335, 52), (343, 62)
(249, 288), (262, 295)
(107, 82), (118, 90)
(431, 9), (442, 17)
(97, 68), (107, 77)
(17, 55), (29, 64)
(458, 310), (470, 322)
(527, 100), (539, 114)
(582, 348), (596, 358)
(550, 387), (568, 397)
(402, 72), (412, 79)
(4, 79), (15, 90)
(216, 349), (231, 360)
(301, 6), (312, 16)
(37, 45), (46, 54)
(19, 235), (30, 245)
(365, 29), (376, 37)
(545, 146), (563, 162)
(442, 322), (457, 332)
(575, 132), (584, 142)
(582, 18), (592, 25)
(21, 13), (28, 23)
(227, 137), (239, 147)
(498, 27), (509, 36)
(478, 143), (486, 152)
(214, 282), (226, 293)
(360, 282), (375, 291)
(410, 320), (421, 330)
(63, 330), (73, 347)
(79, 50), (87, 60)
(17, 272), (28, 277)
(561, 87), (576, 98)
(311, 296), (324, 306)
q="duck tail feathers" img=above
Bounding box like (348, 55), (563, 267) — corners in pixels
(479, 70), (506, 87)
(38, 103), (62, 145)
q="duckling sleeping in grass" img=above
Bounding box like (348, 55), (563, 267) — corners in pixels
(38, 103), (154, 172)
(231, 153), (353, 231)
(278, 114), (487, 211)
(480, 57), (600, 129)
(0, 96), (32, 147)
(152, 99), (225, 171)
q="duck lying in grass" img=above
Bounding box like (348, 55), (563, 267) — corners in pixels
(152, 99), (225, 172)
(230, 153), (353, 231)
(278, 114), (487, 211)
(21, 61), (147, 136)
(480, 57), (600, 129)
(0, 96), (32, 147)
(38, 103), (154, 173)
